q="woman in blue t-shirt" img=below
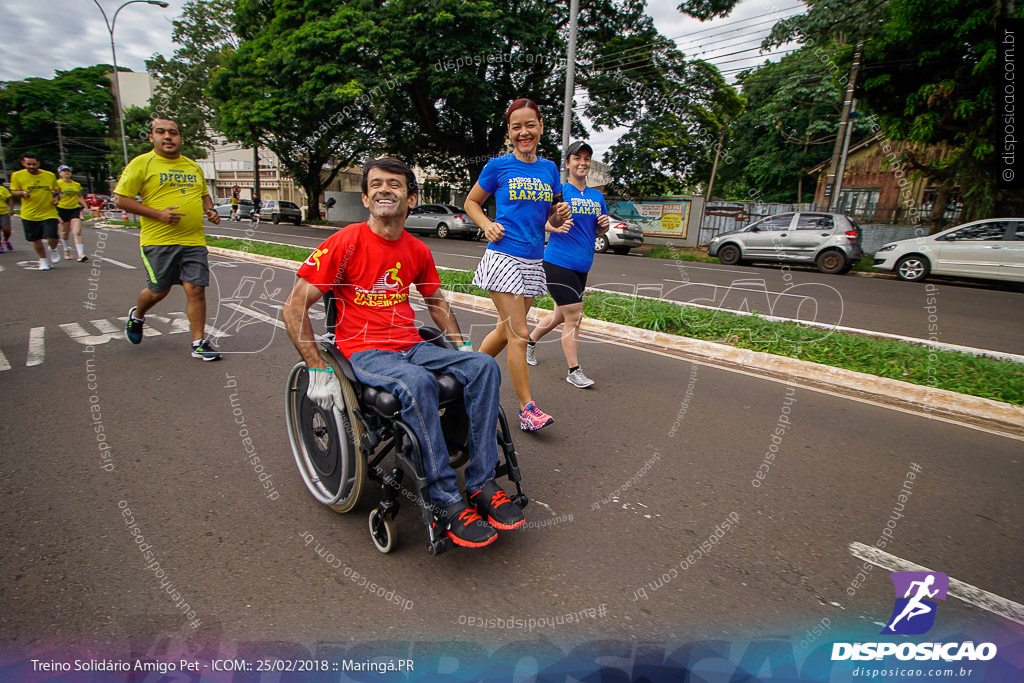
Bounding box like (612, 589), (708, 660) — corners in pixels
(464, 98), (571, 432)
(526, 141), (609, 389)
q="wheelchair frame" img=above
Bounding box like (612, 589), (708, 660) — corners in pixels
(286, 327), (528, 555)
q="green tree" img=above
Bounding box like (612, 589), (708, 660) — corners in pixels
(369, 0), (740, 189)
(145, 0), (237, 150)
(113, 106), (209, 177)
(211, 0), (384, 220)
(681, 0), (1018, 228)
(716, 47), (873, 202)
(601, 56), (744, 196)
(855, 0), (1010, 227)
(0, 65), (115, 188)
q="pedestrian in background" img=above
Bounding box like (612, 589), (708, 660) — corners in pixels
(56, 165), (89, 262)
(10, 152), (60, 270)
(0, 182), (13, 252)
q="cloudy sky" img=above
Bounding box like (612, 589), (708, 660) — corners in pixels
(1, 0), (804, 161)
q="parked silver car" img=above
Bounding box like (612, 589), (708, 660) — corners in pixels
(708, 212), (864, 274)
(259, 199), (302, 225)
(873, 218), (1024, 283)
(214, 198), (253, 220)
(595, 213), (644, 255)
(404, 204), (481, 239)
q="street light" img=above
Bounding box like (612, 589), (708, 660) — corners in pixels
(91, 0), (170, 169)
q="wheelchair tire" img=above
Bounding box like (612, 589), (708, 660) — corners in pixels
(369, 509), (396, 553)
(286, 358), (366, 513)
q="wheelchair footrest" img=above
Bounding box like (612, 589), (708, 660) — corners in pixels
(427, 537), (452, 556)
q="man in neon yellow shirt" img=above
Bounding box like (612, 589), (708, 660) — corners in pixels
(114, 116), (223, 361)
(56, 165), (89, 262)
(0, 183), (13, 253)
(10, 152), (61, 270)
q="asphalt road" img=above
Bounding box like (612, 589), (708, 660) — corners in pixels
(0, 225), (1020, 664)
(206, 219), (1024, 356)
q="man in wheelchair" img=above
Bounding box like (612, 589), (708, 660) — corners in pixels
(283, 157), (525, 549)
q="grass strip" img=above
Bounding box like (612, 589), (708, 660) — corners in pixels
(208, 237), (313, 262)
(643, 246), (718, 262)
(208, 237), (1024, 406)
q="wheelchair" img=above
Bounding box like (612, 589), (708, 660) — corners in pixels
(285, 328), (528, 555)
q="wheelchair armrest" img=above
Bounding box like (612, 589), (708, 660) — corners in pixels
(419, 326), (459, 351)
(317, 342), (359, 385)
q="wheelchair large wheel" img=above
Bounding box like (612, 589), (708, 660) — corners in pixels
(286, 357), (366, 513)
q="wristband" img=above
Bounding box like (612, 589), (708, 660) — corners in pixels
(309, 367), (334, 373)
(458, 342), (473, 351)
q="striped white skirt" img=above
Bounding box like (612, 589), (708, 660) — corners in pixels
(472, 249), (547, 297)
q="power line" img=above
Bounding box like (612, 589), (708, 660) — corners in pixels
(594, 9), (805, 71)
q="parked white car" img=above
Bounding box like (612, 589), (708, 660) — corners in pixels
(872, 218), (1024, 283)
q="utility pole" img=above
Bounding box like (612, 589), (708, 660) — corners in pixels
(56, 121), (66, 165)
(833, 99), (859, 211)
(825, 41), (864, 212)
(0, 133), (8, 183)
(704, 123), (728, 203)
(559, 0), (580, 183)
(252, 144), (262, 204)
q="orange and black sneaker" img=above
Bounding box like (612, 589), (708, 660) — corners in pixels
(469, 480), (525, 530)
(435, 500), (497, 548)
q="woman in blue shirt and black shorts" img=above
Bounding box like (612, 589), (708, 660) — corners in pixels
(464, 98), (571, 432)
(526, 141), (609, 388)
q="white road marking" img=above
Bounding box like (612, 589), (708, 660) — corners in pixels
(0, 349), (10, 371)
(91, 256), (136, 269)
(434, 252), (481, 259)
(221, 303), (287, 329)
(662, 279), (814, 299)
(849, 542), (1024, 625)
(27, 327), (45, 366)
(660, 262), (754, 276)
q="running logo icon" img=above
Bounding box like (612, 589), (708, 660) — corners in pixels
(881, 571), (949, 635)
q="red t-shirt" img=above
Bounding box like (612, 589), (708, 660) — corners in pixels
(297, 222), (441, 358)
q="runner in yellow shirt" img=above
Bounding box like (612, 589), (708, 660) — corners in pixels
(0, 183), (13, 253)
(10, 152), (61, 270)
(113, 116), (223, 361)
(56, 165), (89, 262)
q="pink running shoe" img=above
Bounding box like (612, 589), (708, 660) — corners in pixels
(519, 401), (554, 431)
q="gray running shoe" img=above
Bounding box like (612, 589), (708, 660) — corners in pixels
(526, 343), (538, 366)
(566, 368), (595, 388)
(191, 339), (222, 361)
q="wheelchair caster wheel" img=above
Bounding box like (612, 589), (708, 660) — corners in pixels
(369, 509), (396, 553)
(512, 494), (528, 509)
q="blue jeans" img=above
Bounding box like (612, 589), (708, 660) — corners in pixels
(348, 342), (502, 508)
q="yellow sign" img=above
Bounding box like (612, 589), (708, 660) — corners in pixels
(660, 214), (682, 232)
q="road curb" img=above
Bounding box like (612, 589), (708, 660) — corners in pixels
(209, 247), (1024, 438)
